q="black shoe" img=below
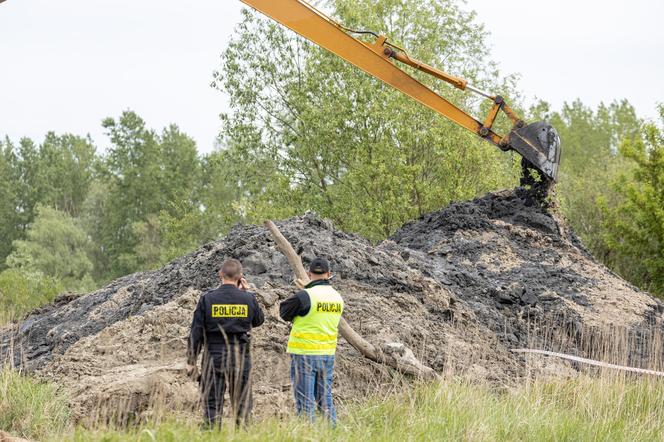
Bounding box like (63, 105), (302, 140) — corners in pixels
(200, 420), (221, 432)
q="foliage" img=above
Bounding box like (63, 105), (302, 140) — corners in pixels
(0, 269), (63, 323)
(530, 99), (642, 258)
(0, 0), (660, 304)
(0, 139), (22, 267)
(214, 0), (521, 240)
(131, 214), (165, 271)
(532, 99), (662, 297)
(600, 105), (664, 296)
(6, 205), (94, 291)
(0, 365), (70, 440)
(0, 134), (95, 268)
(29, 132), (97, 216)
(79, 180), (113, 283)
(156, 201), (220, 264)
(1, 110), (241, 287)
(95, 111), (203, 277)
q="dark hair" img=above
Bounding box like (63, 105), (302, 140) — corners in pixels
(219, 258), (243, 281)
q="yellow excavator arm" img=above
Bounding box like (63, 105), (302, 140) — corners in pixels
(240, 0), (561, 181)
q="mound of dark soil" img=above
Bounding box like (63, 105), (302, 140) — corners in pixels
(2, 188), (662, 422)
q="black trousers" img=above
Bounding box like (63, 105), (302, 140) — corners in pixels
(200, 343), (253, 427)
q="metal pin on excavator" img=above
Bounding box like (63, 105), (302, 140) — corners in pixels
(240, 0), (562, 184)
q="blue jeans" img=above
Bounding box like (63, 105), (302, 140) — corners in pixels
(290, 354), (337, 424)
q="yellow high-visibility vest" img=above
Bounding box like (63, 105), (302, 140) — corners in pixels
(287, 284), (344, 355)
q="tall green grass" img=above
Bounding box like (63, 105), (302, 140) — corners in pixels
(57, 375), (664, 442)
(1, 365), (662, 441)
(0, 364), (70, 440)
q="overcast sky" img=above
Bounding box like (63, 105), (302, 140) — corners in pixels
(1, 0), (662, 153)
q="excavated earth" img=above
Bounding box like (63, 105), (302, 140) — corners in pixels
(2, 187), (664, 423)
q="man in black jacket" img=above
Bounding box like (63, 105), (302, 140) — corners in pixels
(187, 258), (265, 428)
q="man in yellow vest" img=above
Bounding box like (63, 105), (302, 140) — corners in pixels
(279, 257), (344, 424)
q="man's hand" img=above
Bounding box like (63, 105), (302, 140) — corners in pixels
(238, 277), (249, 291)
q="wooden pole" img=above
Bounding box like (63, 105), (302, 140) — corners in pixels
(265, 220), (438, 379)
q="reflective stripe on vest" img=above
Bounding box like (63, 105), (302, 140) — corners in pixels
(287, 284), (344, 355)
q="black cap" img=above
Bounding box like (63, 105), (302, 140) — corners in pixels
(309, 257), (330, 274)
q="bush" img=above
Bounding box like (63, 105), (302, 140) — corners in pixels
(6, 205), (94, 291)
(0, 269), (63, 323)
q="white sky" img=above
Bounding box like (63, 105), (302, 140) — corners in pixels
(1, 0), (662, 154)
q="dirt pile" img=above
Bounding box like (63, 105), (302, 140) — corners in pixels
(2, 187), (663, 422)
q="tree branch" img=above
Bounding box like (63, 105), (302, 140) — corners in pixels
(265, 220), (438, 379)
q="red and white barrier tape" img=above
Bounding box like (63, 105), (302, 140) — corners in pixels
(512, 348), (664, 377)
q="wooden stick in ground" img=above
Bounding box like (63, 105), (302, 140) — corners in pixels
(265, 220), (438, 379)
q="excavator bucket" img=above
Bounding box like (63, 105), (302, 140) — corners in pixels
(507, 122), (561, 181)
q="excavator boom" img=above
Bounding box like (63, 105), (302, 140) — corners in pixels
(240, 0), (561, 181)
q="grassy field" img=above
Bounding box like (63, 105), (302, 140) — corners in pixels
(0, 364), (69, 440)
(2, 364), (664, 442)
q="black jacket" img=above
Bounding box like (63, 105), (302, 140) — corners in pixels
(279, 279), (331, 322)
(187, 284), (264, 364)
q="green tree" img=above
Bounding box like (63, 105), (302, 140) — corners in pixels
(13, 137), (42, 235)
(95, 111), (202, 277)
(0, 139), (22, 267)
(0, 133), (96, 267)
(215, 0), (521, 240)
(32, 133), (96, 216)
(197, 148), (253, 233)
(531, 99), (642, 257)
(131, 214), (163, 270)
(79, 180), (111, 282)
(131, 200), (228, 270)
(601, 105), (664, 296)
(6, 205), (93, 291)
